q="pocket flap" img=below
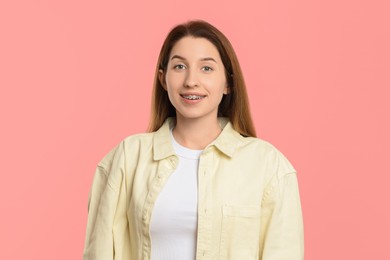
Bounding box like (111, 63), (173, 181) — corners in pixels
(222, 205), (261, 218)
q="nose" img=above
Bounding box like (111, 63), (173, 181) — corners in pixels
(184, 68), (199, 88)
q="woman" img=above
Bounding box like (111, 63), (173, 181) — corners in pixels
(83, 20), (304, 260)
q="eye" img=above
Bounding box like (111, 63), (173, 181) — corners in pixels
(202, 66), (213, 72)
(173, 64), (186, 70)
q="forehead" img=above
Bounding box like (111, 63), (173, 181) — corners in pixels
(169, 36), (221, 60)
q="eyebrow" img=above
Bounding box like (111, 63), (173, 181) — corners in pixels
(170, 55), (217, 63)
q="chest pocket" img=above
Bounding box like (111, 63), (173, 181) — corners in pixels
(219, 205), (261, 260)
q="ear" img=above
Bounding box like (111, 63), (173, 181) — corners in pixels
(223, 85), (230, 95)
(158, 69), (167, 91)
(223, 73), (232, 95)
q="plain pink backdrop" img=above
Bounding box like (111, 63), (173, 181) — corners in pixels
(1, 0), (389, 259)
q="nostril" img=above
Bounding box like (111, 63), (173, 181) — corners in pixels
(185, 81), (199, 88)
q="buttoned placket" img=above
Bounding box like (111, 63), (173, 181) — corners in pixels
(141, 155), (179, 260)
(196, 148), (213, 260)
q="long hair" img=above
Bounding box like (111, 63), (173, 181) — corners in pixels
(147, 19), (256, 137)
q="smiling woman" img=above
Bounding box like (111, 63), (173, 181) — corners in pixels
(83, 20), (304, 260)
(158, 36), (230, 142)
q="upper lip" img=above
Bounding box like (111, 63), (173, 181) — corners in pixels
(180, 92), (207, 96)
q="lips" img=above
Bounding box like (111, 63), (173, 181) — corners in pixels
(180, 94), (206, 100)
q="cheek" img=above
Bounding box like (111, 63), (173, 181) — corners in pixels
(165, 75), (180, 101)
(206, 77), (227, 93)
(166, 72), (183, 87)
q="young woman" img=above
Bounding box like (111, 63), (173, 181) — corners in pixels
(83, 20), (304, 260)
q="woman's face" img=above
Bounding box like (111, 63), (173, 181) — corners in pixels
(159, 36), (229, 122)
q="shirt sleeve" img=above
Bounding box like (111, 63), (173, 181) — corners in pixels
(83, 142), (130, 260)
(259, 151), (304, 259)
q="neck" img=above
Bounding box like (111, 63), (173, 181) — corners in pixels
(172, 115), (222, 150)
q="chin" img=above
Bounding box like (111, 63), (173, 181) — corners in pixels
(176, 111), (217, 121)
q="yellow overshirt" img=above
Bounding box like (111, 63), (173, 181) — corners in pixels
(83, 117), (304, 260)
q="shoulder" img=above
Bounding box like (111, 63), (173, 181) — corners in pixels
(122, 132), (155, 148)
(97, 132), (155, 170)
(239, 135), (278, 152)
(239, 136), (297, 178)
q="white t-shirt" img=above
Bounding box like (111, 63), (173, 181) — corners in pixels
(150, 128), (202, 260)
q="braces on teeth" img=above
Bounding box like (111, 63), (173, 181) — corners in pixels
(183, 95), (203, 100)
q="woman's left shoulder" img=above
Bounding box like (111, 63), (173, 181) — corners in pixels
(238, 135), (281, 154)
(239, 136), (297, 175)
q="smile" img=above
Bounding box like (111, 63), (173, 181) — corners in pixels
(180, 94), (206, 100)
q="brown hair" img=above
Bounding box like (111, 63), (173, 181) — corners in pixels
(147, 19), (256, 137)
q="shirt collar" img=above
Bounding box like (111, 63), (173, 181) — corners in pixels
(153, 117), (243, 161)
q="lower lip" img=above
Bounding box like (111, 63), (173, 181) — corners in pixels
(181, 96), (205, 104)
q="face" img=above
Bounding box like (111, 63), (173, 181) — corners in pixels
(159, 36), (229, 122)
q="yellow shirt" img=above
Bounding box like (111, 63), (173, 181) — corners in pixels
(83, 117), (304, 260)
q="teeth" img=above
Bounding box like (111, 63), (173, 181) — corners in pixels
(182, 95), (204, 100)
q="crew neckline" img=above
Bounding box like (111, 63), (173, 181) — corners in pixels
(170, 127), (203, 160)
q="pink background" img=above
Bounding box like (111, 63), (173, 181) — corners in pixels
(1, 0), (389, 259)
